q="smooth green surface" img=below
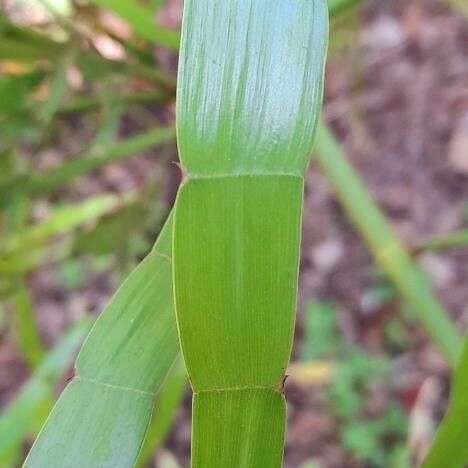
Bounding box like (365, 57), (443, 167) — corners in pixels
(174, 1), (328, 466)
(314, 122), (462, 366)
(193, 389), (286, 468)
(24, 380), (153, 468)
(177, 0), (328, 176)
(24, 217), (179, 467)
(423, 337), (468, 468)
(174, 177), (302, 391)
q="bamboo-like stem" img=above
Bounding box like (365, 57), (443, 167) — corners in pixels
(173, 2), (328, 466)
(314, 122), (462, 366)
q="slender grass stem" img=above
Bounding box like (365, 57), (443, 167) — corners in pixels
(328, 0), (361, 16)
(314, 121), (462, 366)
(415, 230), (468, 253)
(28, 127), (175, 195)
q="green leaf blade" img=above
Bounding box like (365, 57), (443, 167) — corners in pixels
(24, 217), (179, 467)
(176, 0), (328, 176)
(24, 380), (153, 468)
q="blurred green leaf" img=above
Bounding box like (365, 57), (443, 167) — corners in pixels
(28, 126), (175, 195)
(58, 258), (87, 289)
(327, 0), (361, 16)
(136, 357), (186, 468)
(1, 194), (129, 256)
(24, 217), (179, 467)
(89, 0), (179, 49)
(37, 52), (72, 126)
(73, 202), (147, 257)
(423, 337), (468, 468)
(0, 319), (92, 463)
(301, 300), (339, 361)
(10, 284), (44, 369)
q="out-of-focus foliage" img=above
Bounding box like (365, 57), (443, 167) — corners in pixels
(0, 0), (177, 465)
(301, 300), (409, 467)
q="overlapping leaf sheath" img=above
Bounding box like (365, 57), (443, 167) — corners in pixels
(24, 218), (179, 468)
(173, 1), (328, 466)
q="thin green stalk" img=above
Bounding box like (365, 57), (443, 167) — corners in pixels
(416, 230), (468, 253)
(57, 90), (166, 115)
(0, 194), (129, 256)
(314, 122), (462, 366)
(89, 0), (180, 49)
(27, 126), (175, 195)
(328, 0), (361, 16)
(173, 2), (328, 466)
(4, 190), (44, 369)
(10, 285), (44, 369)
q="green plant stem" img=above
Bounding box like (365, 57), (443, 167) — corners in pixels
(89, 0), (180, 49)
(173, 1), (328, 466)
(57, 90), (167, 115)
(4, 189), (45, 369)
(314, 122), (462, 366)
(10, 285), (44, 369)
(416, 230), (468, 253)
(28, 126), (175, 195)
(328, 0), (361, 16)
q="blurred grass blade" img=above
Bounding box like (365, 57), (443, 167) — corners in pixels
(313, 122), (462, 365)
(72, 201), (148, 257)
(10, 284), (44, 369)
(58, 90), (165, 116)
(24, 216), (179, 467)
(174, 1), (328, 466)
(3, 190), (44, 369)
(28, 127), (175, 195)
(1, 194), (128, 256)
(136, 357), (186, 468)
(416, 229), (468, 253)
(89, 0), (179, 49)
(441, 0), (468, 16)
(0, 319), (92, 464)
(423, 337), (468, 467)
(327, 0), (361, 16)
(37, 51), (72, 126)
